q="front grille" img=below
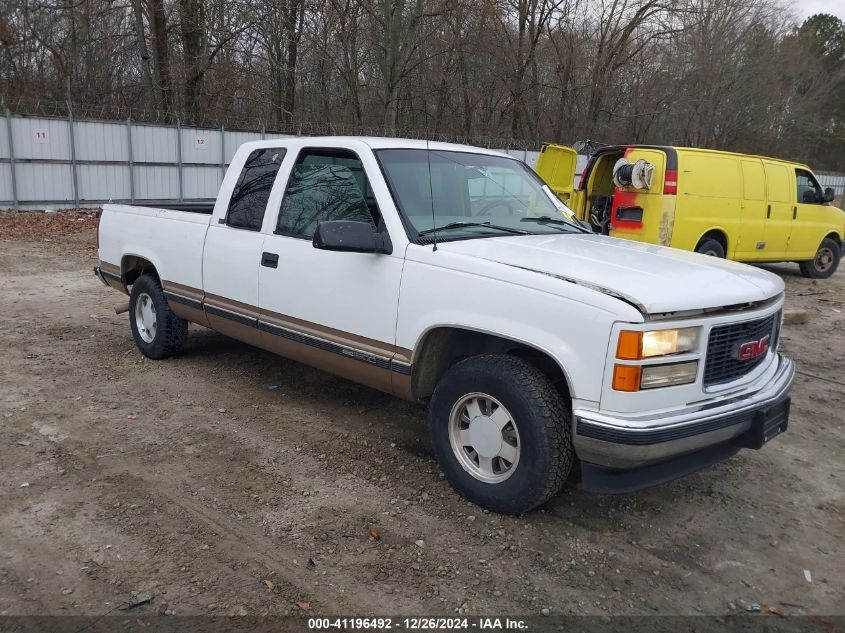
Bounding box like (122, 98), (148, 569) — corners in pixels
(703, 312), (779, 386)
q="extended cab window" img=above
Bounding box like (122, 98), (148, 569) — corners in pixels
(796, 169), (823, 204)
(226, 148), (286, 230)
(276, 149), (380, 239)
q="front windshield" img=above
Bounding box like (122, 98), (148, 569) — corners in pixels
(376, 149), (586, 241)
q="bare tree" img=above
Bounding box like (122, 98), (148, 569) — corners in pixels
(361, 0), (440, 132)
(148, 0), (173, 110)
(1, 0), (843, 170)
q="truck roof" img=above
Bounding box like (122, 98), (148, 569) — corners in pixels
(236, 136), (512, 158)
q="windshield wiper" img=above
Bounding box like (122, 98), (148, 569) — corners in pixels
(520, 216), (591, 233)
(418, 221), (530, 237)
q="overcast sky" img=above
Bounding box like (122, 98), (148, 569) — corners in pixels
(792, 0), (845, 20)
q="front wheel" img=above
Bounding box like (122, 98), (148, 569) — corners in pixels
(429, 355), (572, 514)
(799, 238), (840, 279)
(129, 274), (188, 359)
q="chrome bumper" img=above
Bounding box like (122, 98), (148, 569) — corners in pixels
(573, 355), (794, 473)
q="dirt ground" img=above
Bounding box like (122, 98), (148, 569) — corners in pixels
(0, 213), (843, 618)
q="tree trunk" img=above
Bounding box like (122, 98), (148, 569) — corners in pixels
(510, 0), (528, 138)
(131, 0), (153, 91)
(178, 0), (207, 122)
(282, 0), (304, 125)
(147, 0), (172, 111)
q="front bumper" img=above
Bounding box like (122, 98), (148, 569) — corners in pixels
(573, 354), (794, 493)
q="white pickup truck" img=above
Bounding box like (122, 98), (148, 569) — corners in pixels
(96, 137), (794, 514)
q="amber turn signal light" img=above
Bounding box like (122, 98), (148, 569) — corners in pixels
(616, 331), (643, 360)
(612, 364), (641, 392)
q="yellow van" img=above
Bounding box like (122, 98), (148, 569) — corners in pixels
(535, 144), (845, 278)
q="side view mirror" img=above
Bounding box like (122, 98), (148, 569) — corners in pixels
(312, 220), (392, 255)
(823, 187), (835, 203)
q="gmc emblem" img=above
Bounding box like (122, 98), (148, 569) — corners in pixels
(736, 335), (770, 361)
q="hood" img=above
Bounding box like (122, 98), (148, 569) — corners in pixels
(439, 233), (784, 315)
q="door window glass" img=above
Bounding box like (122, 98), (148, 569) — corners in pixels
(276, 150), (379, 239)
(226, 148), (286, 230)
(796, 169), (822, 204)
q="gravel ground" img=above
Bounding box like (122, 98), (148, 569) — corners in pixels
(0, 214), (843, 618)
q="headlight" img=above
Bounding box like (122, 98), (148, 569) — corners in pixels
(616, 327), (700, 360)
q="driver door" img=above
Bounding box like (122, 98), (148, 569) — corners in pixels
(257, 146), (405, 395)
(788, 168), (827, 260)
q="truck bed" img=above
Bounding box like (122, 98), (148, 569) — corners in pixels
(132, 202), (215, 214)
(98, 203), (212, 292)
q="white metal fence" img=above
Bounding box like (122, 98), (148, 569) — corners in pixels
(0, 111), (840, 210)
(0, 111), (542, 211)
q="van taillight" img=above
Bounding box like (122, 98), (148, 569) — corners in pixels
(96, 211), (101, 249)
(664, 170), (678, 195)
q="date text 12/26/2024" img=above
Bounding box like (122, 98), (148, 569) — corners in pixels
(308, 617), (528, 630)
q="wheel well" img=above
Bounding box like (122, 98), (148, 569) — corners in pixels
(824, 232), (841, 247)
(122, 256), (158, 285)
(696, 229), (727, 252)
(412, 328), (571, 403)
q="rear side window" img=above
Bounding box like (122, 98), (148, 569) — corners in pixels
(226, 148), (286, 230)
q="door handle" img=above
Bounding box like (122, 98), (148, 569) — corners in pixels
(766, 204), (771, 219)
(793, 206), (797, 220)
(261, 252), (279, 268)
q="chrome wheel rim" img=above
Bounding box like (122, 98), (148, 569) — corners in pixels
(134, 292), (157, 343)
(448, 392), (520, 483)
(815, 247), (834, 272)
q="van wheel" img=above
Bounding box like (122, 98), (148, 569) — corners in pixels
(129, 274), (188, 359)
(429, 354), (572, 515)
(695, 238), (725, 258)
(799, 238), (840, 279)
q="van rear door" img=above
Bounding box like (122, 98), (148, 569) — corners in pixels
(609, 147), (669, 246)
(535, 144), (578, 205)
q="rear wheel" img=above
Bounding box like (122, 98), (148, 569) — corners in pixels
(799, 238), (840, 279)
(429, 354), (572, 514)
(695, 237), (726, 258)
(129, 274), (188, 359)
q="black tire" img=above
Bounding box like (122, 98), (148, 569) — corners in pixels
(798, 237), (840, 279)
(695, 237), (726, 258)
(429, 354), (573, 515)
(129, 274), (188, 359)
